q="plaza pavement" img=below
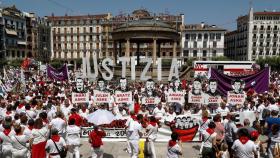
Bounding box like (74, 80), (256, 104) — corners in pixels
(77, 139), (201, 158)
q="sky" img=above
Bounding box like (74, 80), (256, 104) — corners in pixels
(1, 0), (280, 31)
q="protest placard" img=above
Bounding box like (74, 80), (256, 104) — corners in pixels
(93, 90), (111, 103)
(115, 91), (132, 103)
(72, 92), (89, 103)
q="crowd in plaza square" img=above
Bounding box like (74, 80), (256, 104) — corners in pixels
(0, 65), (279, 158)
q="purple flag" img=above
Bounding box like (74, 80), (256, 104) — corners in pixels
(210, 67), (269, 96)
(47, 64), (68, 81)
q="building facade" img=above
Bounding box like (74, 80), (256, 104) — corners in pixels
(0, 5), (27, 60)
(225, 8), (280, 61)
(181, 23), (226, 63)
(47, 14), (110, 68)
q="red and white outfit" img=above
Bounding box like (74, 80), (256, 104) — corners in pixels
(167, 140), (182, 158)
(11, 134), (29, 158)
(232, 136), (257, 158)
(89, 129), (106, 158)
(45, 134), (66, 158)
(0, 129), (15, 158)
(146, 122), (158, 158)
(66, 124), (81, 158)
(31, 126), (49, 158)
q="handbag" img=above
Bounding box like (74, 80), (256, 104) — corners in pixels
(144, 140), (153, 156)
(52, 139), (67, 158)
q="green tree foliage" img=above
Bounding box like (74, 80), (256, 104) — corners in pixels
(211, 56), (231, 61)
(256, 56), (280, 71)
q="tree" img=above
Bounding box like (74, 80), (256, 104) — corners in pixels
(256, 56), (280, 71)
(211, 56), (231, 61)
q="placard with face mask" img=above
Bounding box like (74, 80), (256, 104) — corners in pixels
(188, 78), (205, 104)
(227, 79), (246, 105)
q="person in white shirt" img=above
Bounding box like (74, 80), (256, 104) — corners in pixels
(50, 111), (67, 138)
(127, 114), (143, 158)
(216, 103), (230, 115)
(24, 104), (37, 120)
(165, 108), (176, 125)
(201, 122), (218, 158)
(66, 118), (81, 158)
(256, 99), (265, 124)
(0, 121), (15, 158)
(45, 128), (67, 158)
(61, 99), (73, 120)
(152, 103), (166, 121)
(146, 116), (158, 158)
(79, 104), (89, 120)
(11, 125), (29, 158)
(167, 132), (182, 158)
(232, 128), (257, 158)
(30, 118), (50, 158)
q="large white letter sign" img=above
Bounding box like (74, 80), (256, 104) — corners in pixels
(157, 58), (162, 81)
(119, 57), (130, 78)
(82, 52), (98, 79)
(140, 58), (152, 81)
(101, 58), (113, 80)
(131, 56), (136, 80)
(168, 58), (179, 81)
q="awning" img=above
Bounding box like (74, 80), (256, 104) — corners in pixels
(5, 28), (17, 36)
(17, 41), (26, 45)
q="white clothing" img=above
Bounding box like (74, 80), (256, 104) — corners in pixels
(79, 109), (89, 119)
(25, 110), (37, 119)
(45, 137), (66, 156)
(216, 107), (230, 115)
(202, 131), (217, 148)
(11, 135), (29, 158)
(31, 126), (49, 144)
(268, 104), (279, 112)
(232, 139), (257, 158)
(50, 117), (66, 134)
(128, 140), (139, 158)
(146, 124), (158, 141)
(257, 104), (265, 120)
(165, 112), (176, 123)
(23, 127), (33, 139)
(127, 120), (142, 140)
(0, 130), (15, 158)
(66, 125), (81, 145)
(153, 107), (165, 119)
(167, 143), (182, 158)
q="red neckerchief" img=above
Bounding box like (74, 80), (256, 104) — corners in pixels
(28, 126), (33, 131)
(150, 121), (157, 127)
(130, 114), (136, 120)
(202, 117), (208, 123)
(168, 140), (177, 147)
(3, 129), (11, 136)
(82, 109), (87, 113)
(239, 136), (249, 144)
(51, 134), (60, 142)
(18, 103), (25, 109)
(206, 128), (215, 135)
(43, 119), (49, 124)
(6, 111), (11, 115)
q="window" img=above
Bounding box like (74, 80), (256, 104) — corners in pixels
(212, 50), (217, 57)
(253, 25), (257, 30)
(193, 42), (197, 48)
(183, 50), (189, 56)
(253, 34), (257, 38)
(184, 41), (188, 48)
(193, 50), (197, 57)
(267, 34), (271, 38)
(210, 33), (215, 40)
(204, 33), (208, 40)
(213, 41), (217, 48)
(260, 42), (263, 47)
(216, 33), (221, 40)
(253, 42), (256, 47)
(83, 27), (86, 33)
(274, 26), (278, 30)
(203, 50), (207, 57)
(268, 26), (271, 30)
(274, 42), (277, 47)
(260, 25), (264, 30)
(191, 34), (196, 40)
(90, 27), (93, 33)
(252, 50), (256, 55)
(198, 34), (202, 40)
(185, 34), (190, 40)
(274, 34), (277, 38)
(260, 34), (263, 38)
(259, 50), (263, 55)
(203, 41), (207, 48)
(273, 50), (276, 55)
(266, 51), (269, 55)
(267, 42), (270, 47)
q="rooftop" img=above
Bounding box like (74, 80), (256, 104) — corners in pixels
(47, 14), (109, 21)
(183, 24), (226, 31)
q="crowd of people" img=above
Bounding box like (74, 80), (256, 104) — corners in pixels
(0, 67), (279, 158)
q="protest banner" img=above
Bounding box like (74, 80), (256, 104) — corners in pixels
(227, 92), (246, 105)
(115, 91), (133, 103)
(47, 64), (69, 81)
(188, 92), (205, 104)
(167, 91), (185, 104)
(72, 92), (89, 104)
(205, 95), (222, 104)
(93, 90), (111, 103)
(141, 97), (160, 105)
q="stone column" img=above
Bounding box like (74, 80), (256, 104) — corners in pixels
(137, 42), (140, 65)
(173, 40), (177, 58)
(113, 41), (117, 64)
(153, 38), (157, 66)
(125, 38), (130, 57)
(74, 60), (77, 71)
(119, 41), (122, 56)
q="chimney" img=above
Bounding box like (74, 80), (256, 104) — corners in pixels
(201, 22), (205, 28)
(211, 25), (216, 28)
